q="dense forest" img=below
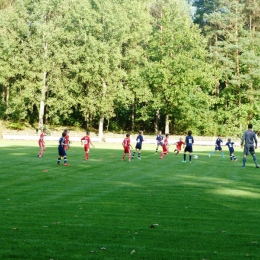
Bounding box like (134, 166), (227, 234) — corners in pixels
(0, 0), (260, 137)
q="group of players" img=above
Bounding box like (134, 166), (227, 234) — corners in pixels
(38, 123), (259, 168)
(38, 129), (95, 166)
(121, 124), (259, 168)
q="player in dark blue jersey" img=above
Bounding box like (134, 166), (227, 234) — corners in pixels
(132, 131), (144, 160)
(209, 135), (224, 158)
(57, 132), (69, 166)
(226, 138), (237, 162)
(155, 131), (163, 153)
(182, 130), (194, 163)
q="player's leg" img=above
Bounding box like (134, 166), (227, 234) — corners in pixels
(84, 145), (89, 160)
(209, 148), (216, 157)
(220, 148), (224, 158)
(189, 153), (192, 163)
(137, 149), (141, 159)
(251, 148), (259, 167)
(132, 148), (136, 159)
(242, 147), (248, 168)
(64, 155), (69, 165)
(122, 148), (126, 160)
(155, 143), (159, 153)
(182, 149), (187, 162)
(128, 148), (131, 162)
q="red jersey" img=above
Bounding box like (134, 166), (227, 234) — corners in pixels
(81, 135), (91, 145)
(39, 132), (45, 142)
(162, 138), (169, 153)
(176, 141), (184, 150)
(122, 137), (131, 148)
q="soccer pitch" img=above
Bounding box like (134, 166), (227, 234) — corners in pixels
(1, 141), (260, 260)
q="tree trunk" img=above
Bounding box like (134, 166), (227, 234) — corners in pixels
(165, 114), (169, 134)
(99, 79), (107, 139)
(99, 115), (104, 139)
(154, 109), (160, 133)
(131, 98), (135, 131)
(38, 41), (48, 129)
(38, 70), (47, 129)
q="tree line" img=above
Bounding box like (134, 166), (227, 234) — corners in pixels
(0, 0), (260, 137)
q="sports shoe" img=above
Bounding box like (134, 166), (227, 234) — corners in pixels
(234, 159), (237, 162)
(57, 163), (60, 165)
(256, 165), (259, 168)
(208, 154), (211, 157)
(190, 161), (191, 163)
(182, 160), (186, 163)
(138, 157), (141, 160)
(241, 166), (245, 168)
(64, 163), (70, 166)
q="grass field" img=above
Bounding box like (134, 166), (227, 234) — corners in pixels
(1, 140), (260, 260)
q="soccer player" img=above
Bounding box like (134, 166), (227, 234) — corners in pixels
(226, 138), (237, 162)
(57, 132), (69, 166)
(209, 135), (224, 158)
(132, 131), (144, 160)
(64, 129), (71, 151)
(155, 130), (163, 153)
(81, 131), (95, 160)
(38, 128), (47, 158)
(174, 137), (184, 155)
(160, 133), (169, 159)
(182, 130), (194, 163)
(122, 133), (133, 162)
(241, 123), (259, 168)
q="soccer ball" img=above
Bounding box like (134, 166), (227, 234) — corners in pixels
(193, 155), (198, 159)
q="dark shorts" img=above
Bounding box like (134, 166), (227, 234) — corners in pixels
(135, 144), (142, 150)
(229, 148), (234, 155)
(215, 146), (222, 151)
(58, 146), (66, 157)
(184, 146), (193, 153)
(244, 145), (255, 156)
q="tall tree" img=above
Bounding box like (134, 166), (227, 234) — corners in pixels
(146, 0), (216, 134)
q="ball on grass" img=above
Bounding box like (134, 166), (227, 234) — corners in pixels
(193, 155), (198, 159)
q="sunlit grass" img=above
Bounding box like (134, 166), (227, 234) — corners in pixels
(0, 140), (260, 259)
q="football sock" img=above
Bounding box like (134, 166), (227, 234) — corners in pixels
(132, 152), (135, 157)
(221, 152), (224, 157)
(230, 156), (233, 160)
(243, 157), (246, 167)
(138, 153), (140, 158)
(57, 157), (61, 164)
(122, 154), (125, 160)
(64, 156), (67, 164)
(210, 151), (214, 156)
(253, 155), (258, 165)
(155, 148), (158, 153)
(189, 155), (191, 162)
(184, 154), (186, 161)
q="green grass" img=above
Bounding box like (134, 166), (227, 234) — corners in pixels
(1, 141), (260, 260)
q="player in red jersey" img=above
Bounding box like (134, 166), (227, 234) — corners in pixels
(122, 133), (133, 162)
(64, 129), (71, 150)
(160, 134), (169, 159)
(81, 131), (95, 160)
(174, 137), (184, 155)
(38, 128), (47, 158)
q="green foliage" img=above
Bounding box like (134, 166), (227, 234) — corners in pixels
(0, 0), (260, 135)
(6, 121), (25, 130)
